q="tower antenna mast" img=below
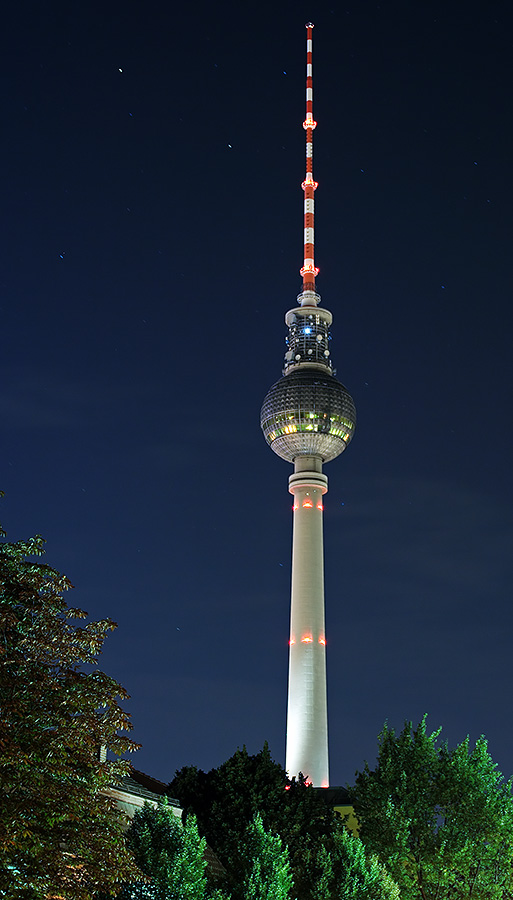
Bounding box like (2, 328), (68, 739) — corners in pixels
(300, 22), (319, 298)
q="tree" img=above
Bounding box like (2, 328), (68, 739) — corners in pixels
(168, 743), (393, 900)
(309, 828), (400, 900)
(242, 813), (293, 900)
(0, 525), (140, 899)
(169, 744), (338, 898)
(118, 801), (227, 900)
(350, 716), (513, 900)
(169, 742), (298, 876)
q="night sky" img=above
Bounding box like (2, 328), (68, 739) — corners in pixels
(2, 0), (513, 787)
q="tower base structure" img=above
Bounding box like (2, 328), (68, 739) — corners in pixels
(286, 455), (329, 787)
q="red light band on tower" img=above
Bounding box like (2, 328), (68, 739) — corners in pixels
(300, 23), (319, 293)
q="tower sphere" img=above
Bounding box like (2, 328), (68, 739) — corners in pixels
(260, 368), (356, 463)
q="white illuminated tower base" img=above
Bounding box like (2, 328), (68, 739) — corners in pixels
(287, 456), (329, 787)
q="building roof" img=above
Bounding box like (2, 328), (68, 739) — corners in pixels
(122, 767), (180, 805)
(109, 767), (225, 879)
(110, 766), (181, 807)
(313, 785), (351, 806)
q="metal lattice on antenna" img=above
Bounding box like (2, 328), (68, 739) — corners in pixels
(300, 23), (319, 295)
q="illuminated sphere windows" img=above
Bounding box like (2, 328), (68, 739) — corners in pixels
(260, 368), (356, 463)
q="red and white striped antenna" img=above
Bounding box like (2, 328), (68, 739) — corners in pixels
(300, 22), (319, 299)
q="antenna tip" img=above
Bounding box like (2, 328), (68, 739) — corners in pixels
(305, 22), (314, 28)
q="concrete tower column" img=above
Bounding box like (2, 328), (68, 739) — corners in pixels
(286, 455), (329, 787)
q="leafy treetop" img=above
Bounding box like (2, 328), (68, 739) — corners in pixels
(0, 523), (140, 899)
(169, 742), (395, 900)
(350, 715), (513, 900)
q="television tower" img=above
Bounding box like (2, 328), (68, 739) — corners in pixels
(260, 23), (356, 787)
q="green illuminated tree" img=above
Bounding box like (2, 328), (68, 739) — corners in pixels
(242, 813), (293, 900)
(0, 524), (140, 899)
(169, 742), (300, 877)
(350, 716), (513, 900)
(169, 744), (338, 898)
(118, 801), (228, 900)
(309, 828), (400, 900)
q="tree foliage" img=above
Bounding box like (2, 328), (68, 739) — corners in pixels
(350, 716), (513, 900)
(242, 813), (293, 900)
(309, 828), (400, 900)
(168, 743), (397, 900)
(0, 525), (139, 899)
(169, 742), (296, 870)
(169, 743), (338, 898)
(118, 801), (228, 900)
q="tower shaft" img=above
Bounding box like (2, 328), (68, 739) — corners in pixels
(287, 458), (329, 787)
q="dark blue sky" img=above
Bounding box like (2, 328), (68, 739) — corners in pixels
(2, 0), (512, 786)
